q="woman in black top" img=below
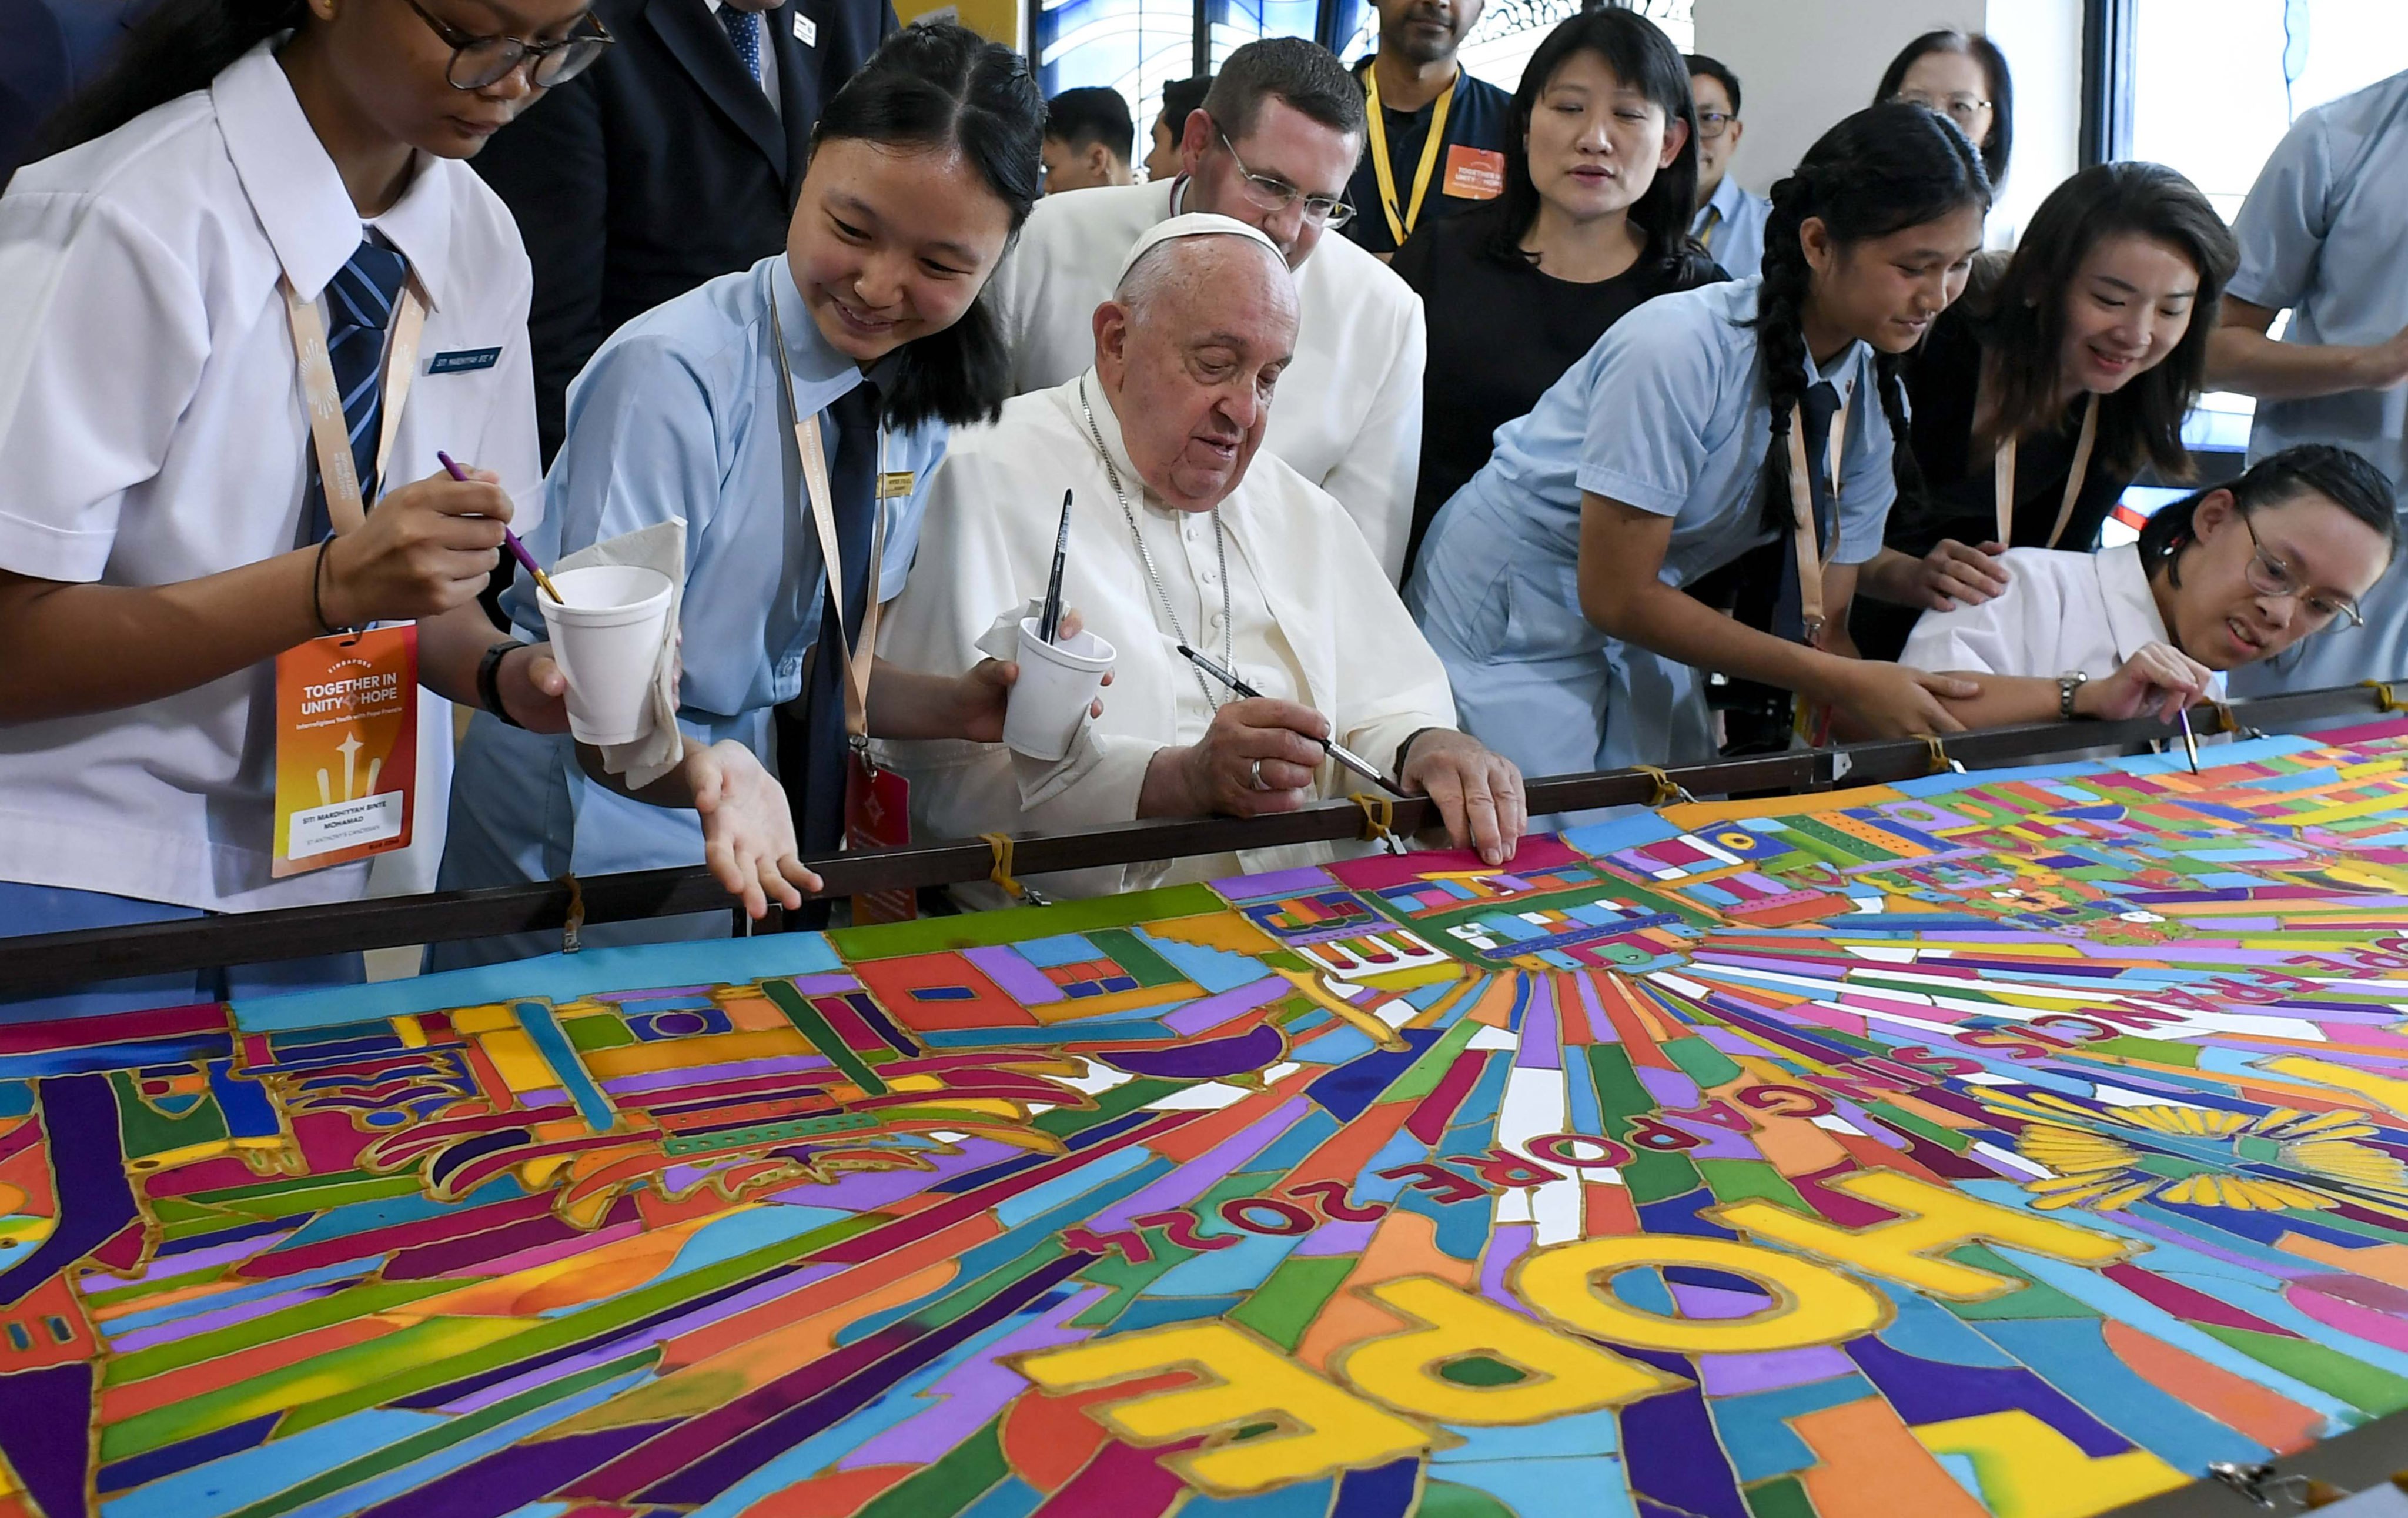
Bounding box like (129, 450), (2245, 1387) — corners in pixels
(1391, 5), (1720, 577)
(1851, 161), (2238, 660)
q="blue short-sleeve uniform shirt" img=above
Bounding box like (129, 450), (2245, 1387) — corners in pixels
(437, 255), (943, 934)
(1407, 276), (1895, 777)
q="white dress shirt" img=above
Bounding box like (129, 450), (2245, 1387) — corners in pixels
(0, 42), (541, 911)
(1900, 543), (2225, 700)
(877, 371), (1457, 900)
(982, 179), (1429, 582)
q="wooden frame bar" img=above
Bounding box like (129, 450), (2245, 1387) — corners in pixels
(0, 683), (2387, 994)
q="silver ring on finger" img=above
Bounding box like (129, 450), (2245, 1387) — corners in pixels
(1249, 758), (1266, 791)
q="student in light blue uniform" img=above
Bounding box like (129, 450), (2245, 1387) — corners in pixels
(2213, 66), (2408, 703)
(438, 24), (1045, 964)
(1407, 104), (1991, 777)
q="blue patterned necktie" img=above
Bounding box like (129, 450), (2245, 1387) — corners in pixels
(718, 5), (763, 83)
(306, 233), (410, 541)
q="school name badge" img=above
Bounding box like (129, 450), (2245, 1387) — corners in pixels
(272, 626), (419, 876)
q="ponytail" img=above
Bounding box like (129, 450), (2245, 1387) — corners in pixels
(809, 22), (1043, 430)
(1750, 102), (1989, 531)
(36, 0), (307, 160)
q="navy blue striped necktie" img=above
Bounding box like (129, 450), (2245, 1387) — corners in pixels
(306, 233), (411, 541)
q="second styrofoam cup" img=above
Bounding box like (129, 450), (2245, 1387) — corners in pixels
(537, 564), (674, 745)
(1004, 616), (1115, 762)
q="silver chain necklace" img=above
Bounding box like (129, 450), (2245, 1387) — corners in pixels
(1078, 377), (1232, 710)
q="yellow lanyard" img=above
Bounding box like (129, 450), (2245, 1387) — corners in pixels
(1364, 67), (1456, 248)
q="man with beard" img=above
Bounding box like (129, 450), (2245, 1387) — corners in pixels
(1343, 0), (1511, 259)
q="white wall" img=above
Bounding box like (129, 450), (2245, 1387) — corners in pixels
(1691, 0), (1986, 196)
(1690, 0), (2086, 245)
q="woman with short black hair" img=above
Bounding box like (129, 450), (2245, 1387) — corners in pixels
(1390, 5), (1720, 577)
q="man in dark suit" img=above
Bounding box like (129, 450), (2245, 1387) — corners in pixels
(473, 0), (897, 463)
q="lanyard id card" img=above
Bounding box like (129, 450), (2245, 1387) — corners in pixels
(769, 297), (917, 922)
(270, 270), (427, 875)
(273, 626), (419, 875)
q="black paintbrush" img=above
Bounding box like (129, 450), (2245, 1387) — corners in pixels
(1038, 490), (1073, 644)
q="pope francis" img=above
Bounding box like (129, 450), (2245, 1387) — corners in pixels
(877, 214), (1524, 900)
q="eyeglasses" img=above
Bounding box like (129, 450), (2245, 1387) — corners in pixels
(2240, 514), (2364, 628)
(401, 0), (615, 90)
(1212, 122), (1353, 229)
(1695, 109), (1734, 140)
(1889, 90), (1992, 129)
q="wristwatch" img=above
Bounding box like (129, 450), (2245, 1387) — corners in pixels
(479, 639), (529, 728)
(2058, 670), (2090, 721)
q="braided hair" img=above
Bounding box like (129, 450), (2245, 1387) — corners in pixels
(1749, 103), (1989, 533)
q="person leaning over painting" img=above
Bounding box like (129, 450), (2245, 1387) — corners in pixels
(437, 24), (1051, 964)
(1390, 5), (1720, 579)
(1847, 161), (2239, 663)
(1340, 0), (1512, 260)
(0, 0), (594, 1018)
(1902, 445), (2398, 729)
(1405, 104), (1992, 783)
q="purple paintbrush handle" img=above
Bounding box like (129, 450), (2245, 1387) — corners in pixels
(436, 449), (545, 579)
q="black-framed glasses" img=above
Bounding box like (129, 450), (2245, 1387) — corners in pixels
(1212, 122), (1353, 229)
(1888, 90), (1992, 129)
(1695, 109), (1734, 140)
(402, 0), (614, 89)
(2240, 514), (2364, 629)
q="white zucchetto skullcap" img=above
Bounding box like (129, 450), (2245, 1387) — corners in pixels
(1113, 212), (1285, 284)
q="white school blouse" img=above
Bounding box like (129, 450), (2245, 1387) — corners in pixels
(1899, 543), (2225, 700)
(983, 179), (1428, 582)
(0, 42), (542, 912)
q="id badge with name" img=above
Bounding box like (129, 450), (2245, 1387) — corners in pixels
(1442, 145), (1505, 200)
(845, 750), (916, 923)
(272, 626), (418, 877)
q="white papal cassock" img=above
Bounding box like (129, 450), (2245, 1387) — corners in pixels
(983, 180), (1427, 582)
(877, 371), (1459, 901)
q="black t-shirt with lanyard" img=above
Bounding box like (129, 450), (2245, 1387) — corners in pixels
(1852, 302), (2132, 661)
(1342, 59), (1514, 258)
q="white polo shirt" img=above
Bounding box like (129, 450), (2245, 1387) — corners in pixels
(983, 179), (1427, 582)
(1900, 543), (2227, 700)
(0, 42), (542, 912)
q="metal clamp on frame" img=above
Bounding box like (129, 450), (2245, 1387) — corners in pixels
(558, 873), (586, 954)
(980, 832), (1052, 906)
(1633, 765), (1696, 808)
(1351, 793), (1407, 855)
